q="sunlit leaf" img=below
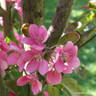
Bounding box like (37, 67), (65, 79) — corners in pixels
(61, 78), (83, 96)
(57, 32), (80, 45)
(88, 0), (96, 11)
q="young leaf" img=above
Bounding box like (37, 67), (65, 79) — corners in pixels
(88, 0), (96, 11)
(61, 78), (83, 96)
(57, 32), (80, 45)
(48, 85), (60, 96)
(64, 22), (78, 34)
(74, 66), (88, 80)
(22, 23), (30, 37)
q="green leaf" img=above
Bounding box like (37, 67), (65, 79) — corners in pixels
(65, 22), (78, 34)
(55, 84), (64, 89)
(9, 65), (23, 79)
(61, 78), (83, 96)
(57, 32), (80, 45)
(74, 66), (88, 80)
(48, 85), (60, 96)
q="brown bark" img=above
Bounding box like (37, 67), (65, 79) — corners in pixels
(21, 0), (44, 26)
(76, 28), (95, 48)
(21, 0), (45, 96)
(1, 1), (13, 37)
(45, 0), (76, 47)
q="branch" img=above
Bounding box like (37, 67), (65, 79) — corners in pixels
(0, 70), (8, 96)
(21, 0), (44, 26)
(76, 28), (95, 48)
(45, 0), (76, 47)
(2, 1), (13, 37)
(79, 34), (96, 49)
(0, 7), (4, 16)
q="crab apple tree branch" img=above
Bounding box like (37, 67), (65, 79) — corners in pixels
(21, 0), (44, 26)
(45, 0), (76, 47)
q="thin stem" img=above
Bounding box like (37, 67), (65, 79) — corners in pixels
(79, 34), (96, 49)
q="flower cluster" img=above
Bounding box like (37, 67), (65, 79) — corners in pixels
(0, 24), (80, 95)
(0, 32), (10, 77)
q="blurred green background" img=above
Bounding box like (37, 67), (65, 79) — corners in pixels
(44, 0), (96, 96)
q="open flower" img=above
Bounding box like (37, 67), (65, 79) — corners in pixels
(17, 74), (42, 95)
(47, 41), (80, 85)
(22, 47), (48, 75)
(21, 24), (48, 50)
(55, 41), (80, 68)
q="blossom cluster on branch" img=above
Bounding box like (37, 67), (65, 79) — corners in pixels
(0, 24), (80, 95)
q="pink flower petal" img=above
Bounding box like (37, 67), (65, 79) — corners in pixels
(0, 59), (8, 70)
(39, 25), (47, 43)
(33, 44), (45, 50)
(17, 76), (28, 86)
(21, 37), (34, 45)
(1, 41), (10, 52)
(18, 62), (25, 72)
(0, 51), (7, 61)
(68, 46), (78, 58)
(0, 31), (4, 40)
(10, 41), (21, 52)
(26, 74), (37, 79)
(22, 51), (35, 61)
(8, 52), (20, 65)
(14, 31), (20, 41)
(38, 59), (48, 75)
(67, 57), (80, 68)
(43, 91), (49, 96)
(63, 41), (74, 52)
(62, 65), (73, 74)
(9, 91), (16, 96)
(26, 60), (39, 72)
(31, 79), (42, 95)
(55, 58), (64, 73)
(47, 70), (62, 85)
(29, 24), (39, 38)
(17, 57), (25, 72)
(1, 69), (5, 77)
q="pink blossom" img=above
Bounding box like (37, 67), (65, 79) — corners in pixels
(9, 91), (16, 96)
(17, 74), (42, 95)
(62, 41), (80, 68)
(21, 24), (48, 50)
(0, 51), (8, 77)
(14, 31), (23, 42)
(22, 47), (48, 75)
(47, 70), (62, 85)
(55, 41), (80, 68)
(0, 31), (4, 40)
(7, 41), (25, 72)
(43, 91), (49, 96)
(14, 0), (22, 17)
